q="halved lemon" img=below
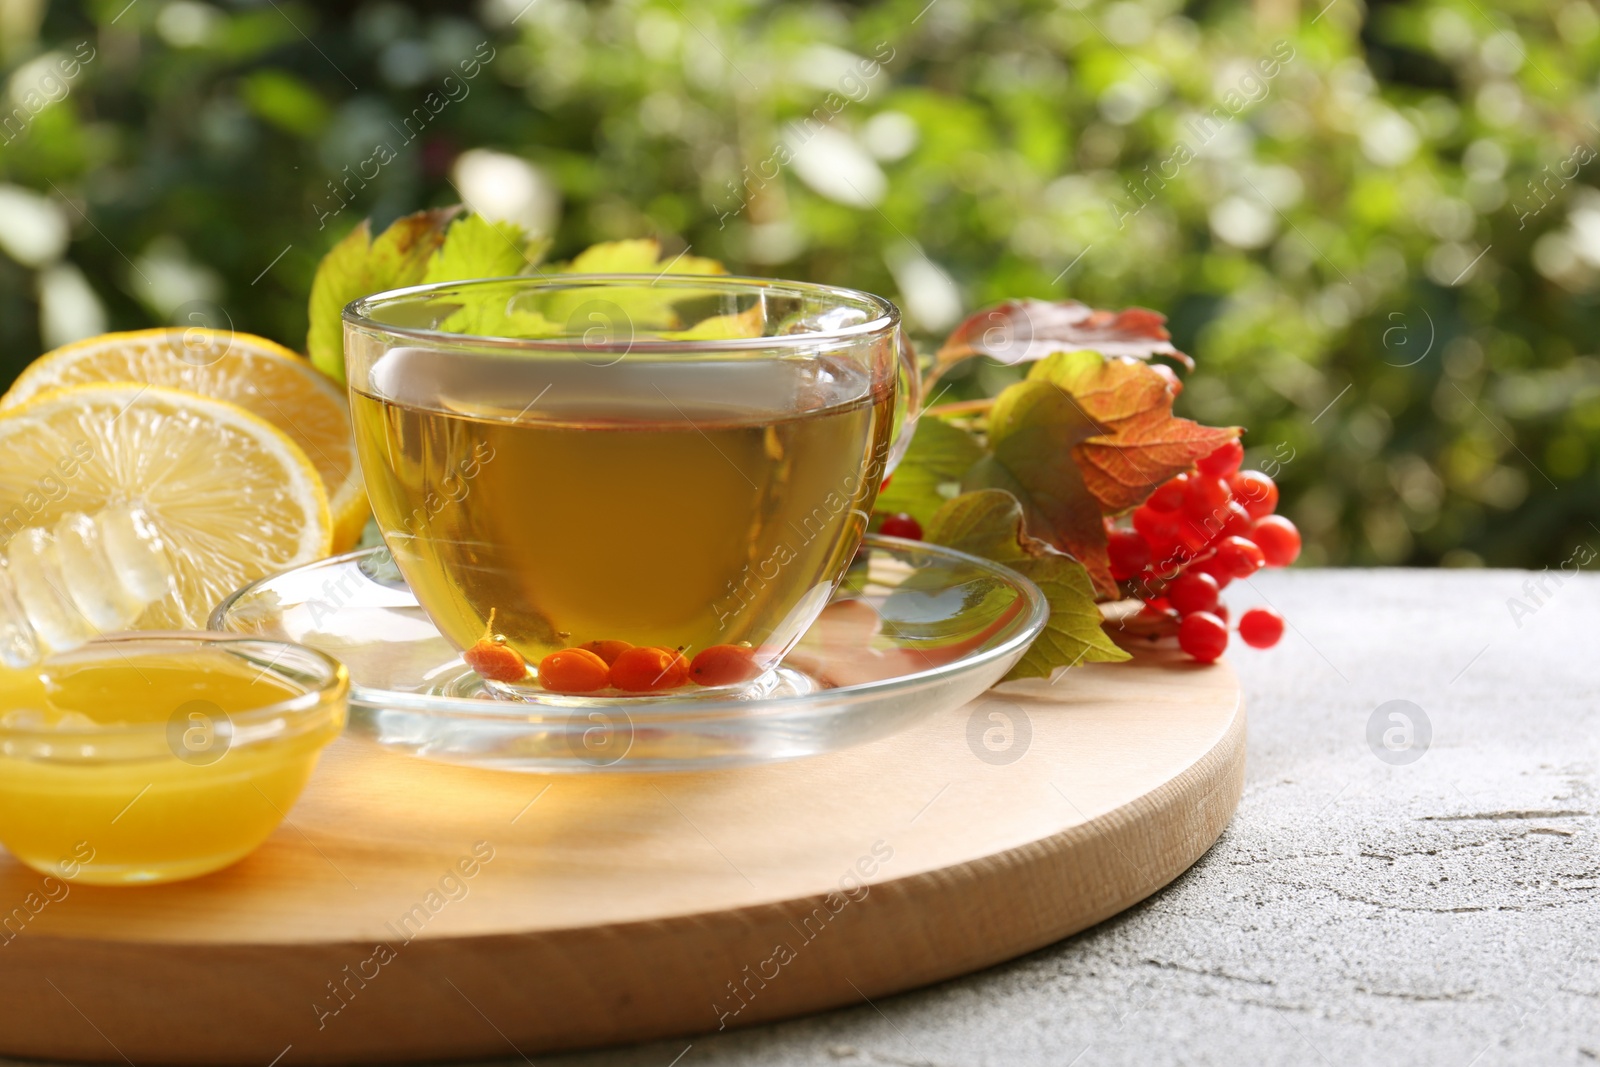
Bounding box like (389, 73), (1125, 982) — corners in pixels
(2, 328), (368, 551)
(0, 384), (331, 629)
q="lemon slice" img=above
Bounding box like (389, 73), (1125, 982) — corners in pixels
(0, 384), (331, 629)
(2, 328), (368, 552)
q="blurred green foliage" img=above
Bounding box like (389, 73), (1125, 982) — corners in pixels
(1, 0), (1598, 568)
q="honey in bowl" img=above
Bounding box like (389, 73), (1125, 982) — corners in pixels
(0, 635), (346, 886)
(353, 351), (894, 686)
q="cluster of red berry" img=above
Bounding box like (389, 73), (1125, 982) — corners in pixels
(1107, 438), (1298, 662)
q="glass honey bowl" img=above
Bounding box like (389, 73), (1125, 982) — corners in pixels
(0, 633), (347, 886)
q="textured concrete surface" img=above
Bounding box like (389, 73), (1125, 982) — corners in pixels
(528, 569), (1600, 1067)
(7, 570), (1595, 1067)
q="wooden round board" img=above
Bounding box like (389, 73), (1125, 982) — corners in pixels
(0, 648), (1243, 1065)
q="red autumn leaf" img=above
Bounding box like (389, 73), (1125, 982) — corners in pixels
(933, 299), (1191, 386)
(1030, 352), (1240, 513)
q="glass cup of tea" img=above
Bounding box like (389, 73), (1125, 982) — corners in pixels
(343, 275), (919, 700)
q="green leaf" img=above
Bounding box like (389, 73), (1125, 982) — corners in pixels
(1004, 553), (1129, 679)
(423, 214), (537, 284)
(924, 488), (1038, 563)
(305, 207), (458, 380)
(562, 238), (725, 276)
(306, 218), (739, 370)
(306, 221), (371, 380)
(875, 416), (986, 526)
(925, 489), (1127, 680)
(438, 302), (563, 340)
(425, 215), (561, 338)
(546, 238), (730, 332)
(965, 378), (1117, 596)
(565, 238), (665, 272)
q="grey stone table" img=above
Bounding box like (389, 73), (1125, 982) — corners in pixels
(8, 570), (1596, 1067)
(536, 569), (1598, 1067)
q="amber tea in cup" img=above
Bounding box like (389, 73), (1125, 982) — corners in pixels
(344, 276), (917, 697)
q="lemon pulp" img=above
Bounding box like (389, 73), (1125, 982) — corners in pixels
(1, 328), (368, 552)
(0, 383), (331, 631)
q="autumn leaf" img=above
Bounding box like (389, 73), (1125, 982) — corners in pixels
(1028, 352), (1240, 513)
(924, 489), (1127, 680)
(931, 298), (1190, 387)
(306, 206), (459, 380)
(369, 207), (462, 285)
(879, 349), (1234, 594)
(964, 378), (1119, 596)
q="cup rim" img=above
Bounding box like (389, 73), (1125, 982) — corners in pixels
(342, 273), (901, 354)
(0, 632), (348, 753)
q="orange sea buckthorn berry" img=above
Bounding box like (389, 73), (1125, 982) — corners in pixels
(611, 646), (690, 693)
(689, 644), (763, 687)
(577, 639), (633, 666)
(464, 639), (527, 683)
(537, 648), (612, 693)
(462, 609), (528, 683)
(663, 649), (690, 687)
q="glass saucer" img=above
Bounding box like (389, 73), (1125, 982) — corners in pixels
(208, 536), (1047, 772)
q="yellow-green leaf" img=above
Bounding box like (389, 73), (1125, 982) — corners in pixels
(546, 239), (731, 333)
(925, 489), (1127, 680)
(438, 303), (562, 340)
(1004, 553), (1129, 679)
(307, 221), (372, 379)
(564, 238), (726, 276)
(305, 206), (457, 380)
(658, 303), (765, 340)
(368, 206), (459, 286)
(423, 213), (537, 284)
(875, 417), (985, 526)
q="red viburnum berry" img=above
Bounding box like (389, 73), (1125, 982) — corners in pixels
(1230, 470), (1278, 520)
(1197, 439), (1244, 478)
(1250, 515), (1302, 567)
(1238, 607), (1285, 649)
(1168, 571), (1221, 616)
(1178, 611), (1228, 663)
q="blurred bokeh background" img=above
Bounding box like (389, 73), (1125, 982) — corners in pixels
(0, 0), (1595, 568)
